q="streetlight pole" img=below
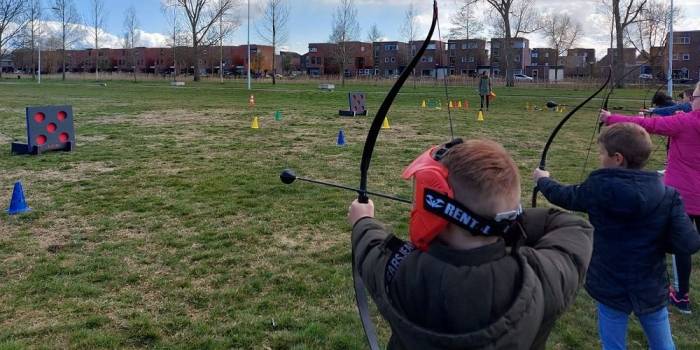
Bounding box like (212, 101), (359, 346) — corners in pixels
(38, 41), (41, 84)
(667, 0), (674, 96)
(247, 0), (251, 90)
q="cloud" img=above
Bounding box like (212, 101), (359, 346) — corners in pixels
(39, 21), (169, 49)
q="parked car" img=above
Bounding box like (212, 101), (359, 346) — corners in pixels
(639, 73), (654, 80)
(514, 74), (534, 81)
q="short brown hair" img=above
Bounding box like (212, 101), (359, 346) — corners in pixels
(598, 123), (652, 169)
(441, 139), (520, 200)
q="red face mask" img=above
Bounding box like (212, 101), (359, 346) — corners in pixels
(401, 146), (453, 251)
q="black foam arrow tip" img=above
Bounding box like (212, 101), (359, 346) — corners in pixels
(546, 101), (558, 108)
(280, 169), (297, 184)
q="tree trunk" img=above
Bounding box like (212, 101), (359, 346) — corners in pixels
(0, 33), (3, 78)
(613, 0), (625, 88)
(504, 21), (514, 87)
(193, 29), (200, 82)
(220, 43), (224, 83)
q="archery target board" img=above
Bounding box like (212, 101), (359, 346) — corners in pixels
(349, 92), (367, 114)
(340, 92), (368, 116)
(11, 106), (75, 155)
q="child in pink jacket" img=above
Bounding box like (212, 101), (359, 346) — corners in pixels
(600, 82), (700, 314)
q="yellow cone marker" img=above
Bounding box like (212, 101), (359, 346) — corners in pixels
(251, 116), (260, 129)
(421, 100), (427, 108)
(382, 117), (391, 129)
(458, 100), (463, 108)
(477, 110), (484, 122)
(449, 100), (454, 108)
(249, 94), (256, 107)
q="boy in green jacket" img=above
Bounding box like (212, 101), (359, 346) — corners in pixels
(348, 139), (593, 349)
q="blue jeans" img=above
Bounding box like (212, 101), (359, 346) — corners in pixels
(598, 303), (675, 350)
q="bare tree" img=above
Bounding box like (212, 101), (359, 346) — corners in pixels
(450, 0), (483, 39)
(210, 0), (240, 83)
(51, 0), (81, 81)
(257, 0), (288, 85)
(401, 2), (418, 85)
(542, 14), (582, 81)
(123, 6), (139, 82)
(625, 0), (679, 74)
(88, 0), (106, 81)
(609, 0), (646, 87)
(485, 0), (542, 86)
(21, 0), (42, 79)
(161, 0), (184, 81)
(178, 0), (235, 82)
(0, 0), (27, 78)
(367, 23), (382, 43)
(329, 0), (359, 87)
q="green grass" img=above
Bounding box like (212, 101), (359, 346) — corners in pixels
(0, 78), (698, 349)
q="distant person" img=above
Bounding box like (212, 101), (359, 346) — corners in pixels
(478, 71), (492, 111)
(643, 89), (693, 116)
(601, 81), (700, 314)
(534, 123), (700, 349)
(349, 138), (593, 349)
(651, 91), (675, 109)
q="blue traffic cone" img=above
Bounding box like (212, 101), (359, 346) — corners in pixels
(337, 129), (346, 146)
(7, 181), (31, 215)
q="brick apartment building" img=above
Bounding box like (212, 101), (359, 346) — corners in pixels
(373, 41), (409, 77)
(304, 42), (373, 76)
(277, 51), (302, 74)
(663, 31), (700, 82)
(490, 37), (530, 77)
(564, 48), (596, 77)
(305, 43), (336, 76)
(447, 39), (488, 76)
(526, 48), (563, 80)
(409, 40), (447, 77)
(597, 48), (638, 77)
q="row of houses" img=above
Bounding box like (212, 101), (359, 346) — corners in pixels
(8, 44), (301, 77)
(305, 31), (699, 82)
(4, 30), (699, 82)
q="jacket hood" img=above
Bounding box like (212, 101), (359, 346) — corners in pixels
(587, 168), (665, 218)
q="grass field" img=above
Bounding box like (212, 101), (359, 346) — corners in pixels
(0, 78), (698, 349)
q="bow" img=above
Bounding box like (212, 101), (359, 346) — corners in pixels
(353, 1), (439, 348)
(531, 69), (612, 207)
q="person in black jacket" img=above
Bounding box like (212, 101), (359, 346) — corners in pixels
(533, 122), (700, 350)
(348, 139), (593, 350)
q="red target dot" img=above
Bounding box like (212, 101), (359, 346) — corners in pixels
(59, 132), (70, 143)
(36, 135), (47, 145)
(34, 112), (46, 123)
(57, 111), (67, 121)
(47, 123), (57, 133)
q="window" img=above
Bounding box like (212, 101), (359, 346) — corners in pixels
(462, 43), (467, 49)
(385, 57), (390, 63)
(427, 56), (434, 62)
(514, 55), (520, 62)
(461, 57), (468, 63)
(492, 42), (500, 48)
(449, 43), (456, 50)
(421, 57), (426, 62)
(391, 57), (396, 63)
(493, 49), (499, 58)
(683, 53), (690, 61)
(384, 44), (397, 51)
(544, 52), (549, 58)
(673, 54), (679, 61)
(467, 42), (478, 49)
(310, 47), (318, 52)
(427, 43), (436, 50)
(674, 36), (690, 44)
(531, 52), (538, 58)
(361, 47), (365, 52)
(469, 56), (475, 63)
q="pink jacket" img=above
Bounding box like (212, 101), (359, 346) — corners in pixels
(607, 111), (700, 215)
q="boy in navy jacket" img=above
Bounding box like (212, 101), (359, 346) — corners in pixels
(533, 122), (700, 349)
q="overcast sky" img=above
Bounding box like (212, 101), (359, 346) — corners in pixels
(63, 0), (700, 59)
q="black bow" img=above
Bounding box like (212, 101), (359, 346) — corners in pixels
(353, 1), (438, 348)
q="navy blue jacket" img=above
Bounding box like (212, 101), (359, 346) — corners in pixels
(538, 168), (700, 315)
